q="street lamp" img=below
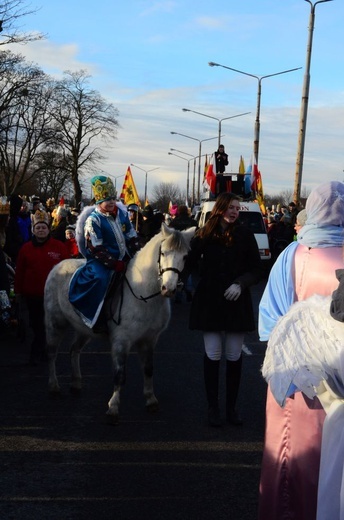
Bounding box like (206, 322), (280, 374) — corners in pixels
(182, 108), (251, 149)
(113, 174), (126, 192)
(170, 131), (222, 203)
(208, 62), (301, 168)
(168, 152), (193, 204)
(168, 151), (209, 205)
(130, 163), (160, 204)
(293, 0), (333, 204)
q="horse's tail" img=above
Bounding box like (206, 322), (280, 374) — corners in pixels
(75, 205), (96, 258)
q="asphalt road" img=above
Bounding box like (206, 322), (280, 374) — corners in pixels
(0, 279), (268, 520)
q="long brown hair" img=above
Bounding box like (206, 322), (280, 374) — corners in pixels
(197, 192), (242, 243)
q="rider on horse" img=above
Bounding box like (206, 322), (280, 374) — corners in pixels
(69, 175), (139, 332)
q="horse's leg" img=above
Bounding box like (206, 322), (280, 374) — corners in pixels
(137, 340), (160, 413)
(47, 344), (60, 394)
(106, 347), (128, 425)
(70, 334), (90, 394)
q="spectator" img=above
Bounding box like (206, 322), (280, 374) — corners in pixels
(185, 192), (262, 427)
(140, 204), (161, 244)
(169, 205), (197, 303)
(4, 194), (24, 265)
(14, 209), (68, 365)
(65, 225), (80, 258)
(17, 199), (32, 244)
(51, 206), (69, 242)
(214, 144), (229, 195)
(169, 205), (197, 232)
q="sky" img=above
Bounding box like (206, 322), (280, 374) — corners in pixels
(6, 0), (344, 200)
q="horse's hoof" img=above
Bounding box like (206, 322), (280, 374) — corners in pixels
(49, 390), (62, 400)
(70, 386), (82, 396)
(146, 401), (160, 414)
(106, 411), (120, 425)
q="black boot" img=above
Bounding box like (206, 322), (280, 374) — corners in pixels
(204, 354), (222, 427)
(226, 355), (243, 426)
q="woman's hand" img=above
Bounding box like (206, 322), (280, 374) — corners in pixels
(224, 284), (241, 301)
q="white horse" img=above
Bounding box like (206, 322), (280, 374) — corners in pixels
(44, 223), (195, 424)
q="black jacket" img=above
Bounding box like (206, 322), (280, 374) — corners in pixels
(187, 224), (262, 332)
(215, 151), (229, 174)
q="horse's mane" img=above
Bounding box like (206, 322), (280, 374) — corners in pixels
(162, 227), (190, 251)
(139, 225), (191, 257)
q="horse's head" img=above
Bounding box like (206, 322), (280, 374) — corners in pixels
(158, 223), (195, 297)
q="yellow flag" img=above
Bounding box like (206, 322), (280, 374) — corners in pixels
(120, 166), (141, 206)
(239, 155), (245, 175)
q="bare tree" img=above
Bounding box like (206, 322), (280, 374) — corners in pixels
(151, 182), (184, 212)
(0, 51), (55, 194)
(50, 70), (119, 205)
(0, 0), (45, 45)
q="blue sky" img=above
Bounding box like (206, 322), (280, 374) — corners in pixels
(8, 0), (344, 199)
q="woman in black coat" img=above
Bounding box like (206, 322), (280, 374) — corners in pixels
(187, 192), (262, 427)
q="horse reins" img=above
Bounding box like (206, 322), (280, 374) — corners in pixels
(110, 242), (184, 324)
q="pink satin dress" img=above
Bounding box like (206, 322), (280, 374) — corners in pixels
(258, 245), (344, 520)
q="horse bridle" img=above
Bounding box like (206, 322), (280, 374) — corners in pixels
(125, 241), (184, 303)
(110, 240), (185, 325)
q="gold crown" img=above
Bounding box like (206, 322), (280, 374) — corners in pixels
(0, 196), (10, 215)
(31, 209), (50, 228)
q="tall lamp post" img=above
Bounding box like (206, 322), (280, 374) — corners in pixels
(293, 0), (333, 204)
(182, 109), (251, 149)
(168, 152), (193, 205)
(168, 150), (209, 205)
(170, 132), (221, 203)
(130, 163), (160, 204)
(208, 62), (301, 168)
(113, 174), (126, 192)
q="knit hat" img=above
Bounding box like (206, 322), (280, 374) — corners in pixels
(65, 224), (76, 237)
(91, 175), (116, 204)
(31, 209), (50, 229)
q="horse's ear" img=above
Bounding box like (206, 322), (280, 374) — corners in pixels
(182, 226), (196, 245)
(161, 222), (173, 237)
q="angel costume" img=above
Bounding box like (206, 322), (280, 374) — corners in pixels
(258, 181), (344, 520)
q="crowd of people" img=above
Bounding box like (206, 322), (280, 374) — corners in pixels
(2, 177), (344, 519)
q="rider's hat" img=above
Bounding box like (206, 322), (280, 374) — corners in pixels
(91, 175), (117, 204)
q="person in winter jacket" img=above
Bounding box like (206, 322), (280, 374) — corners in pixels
(185, 192), (262, 427)
(14, 209), (68, 365)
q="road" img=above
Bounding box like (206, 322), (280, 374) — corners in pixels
(0, 279), (268, 520)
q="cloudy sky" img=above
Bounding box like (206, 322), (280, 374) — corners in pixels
(7, 0), (344, 200)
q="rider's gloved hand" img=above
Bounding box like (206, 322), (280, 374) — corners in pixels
(114, 260), (126, 273)
(224, 283), (241, 301)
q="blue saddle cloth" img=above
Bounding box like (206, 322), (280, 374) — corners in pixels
(69, 259), (114, 328)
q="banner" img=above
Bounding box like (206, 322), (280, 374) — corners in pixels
(120, 166), (141, 206)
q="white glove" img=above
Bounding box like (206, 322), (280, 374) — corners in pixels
(224, 283), (241, 301)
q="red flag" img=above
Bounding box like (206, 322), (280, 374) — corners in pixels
(251, 160), (260, 191)
(205, 154), (216, 194)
